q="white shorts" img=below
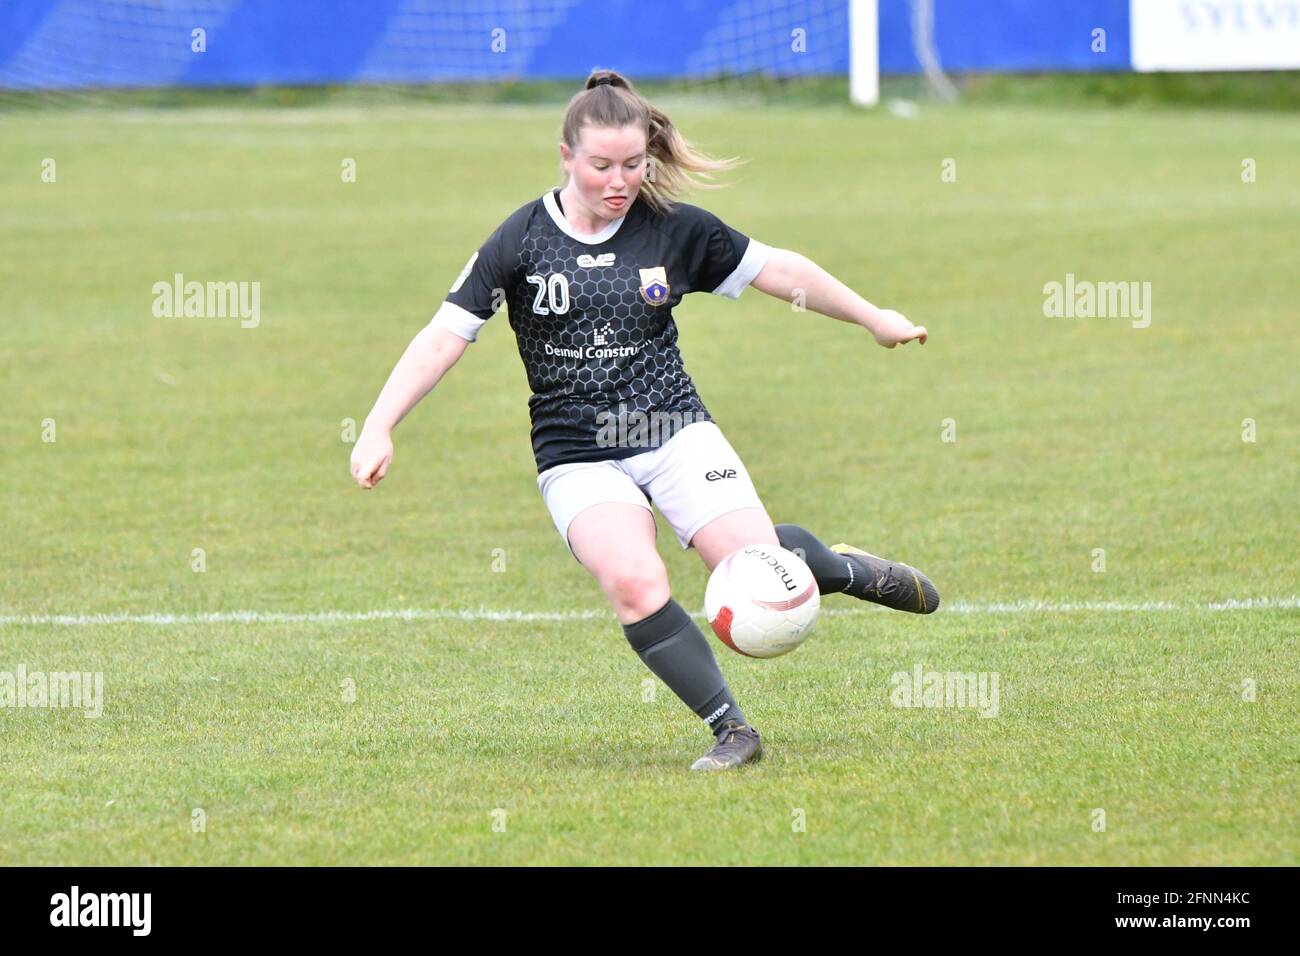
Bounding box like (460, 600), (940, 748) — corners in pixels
(537, 421), (765, 558)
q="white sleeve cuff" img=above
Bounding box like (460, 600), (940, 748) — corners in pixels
(431, 300), (488, 342)
(711, 239), (772, 299)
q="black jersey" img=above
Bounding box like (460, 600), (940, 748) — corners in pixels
(433, 188), (770, 474)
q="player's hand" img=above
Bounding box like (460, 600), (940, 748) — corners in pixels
(351, 427), (393, 489)
(871, 309), (928, 348)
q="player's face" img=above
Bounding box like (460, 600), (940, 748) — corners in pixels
(565, 124), (648, 218)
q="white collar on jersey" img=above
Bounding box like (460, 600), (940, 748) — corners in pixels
(543, 188), (628, 244)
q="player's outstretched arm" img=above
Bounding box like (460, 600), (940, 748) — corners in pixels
(351, 323), (471, 489)
(749, 247), (928, 348)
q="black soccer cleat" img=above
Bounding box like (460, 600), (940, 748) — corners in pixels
(690, 720), (763, 772)
(830, 542), (940, 614)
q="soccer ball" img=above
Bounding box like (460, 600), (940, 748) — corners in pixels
(704, 544), (820, 658)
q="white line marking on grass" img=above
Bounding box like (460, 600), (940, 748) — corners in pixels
(0, 608), (610, 627)
(0, 597), (1295, 628)
(940, 597), (1300, 613)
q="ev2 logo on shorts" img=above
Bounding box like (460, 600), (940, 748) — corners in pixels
(705, 468), (737, 481)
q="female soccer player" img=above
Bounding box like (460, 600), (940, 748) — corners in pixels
(351, 70), (938, 772)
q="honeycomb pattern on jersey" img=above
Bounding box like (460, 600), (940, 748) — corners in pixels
(507, 226), (711, 451)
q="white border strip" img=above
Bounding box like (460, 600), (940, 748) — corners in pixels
(1, 597), (1295, 628)
(542, 189), (626, 244)
(432, 299), (488, 342)
(712, 238), (771, 299)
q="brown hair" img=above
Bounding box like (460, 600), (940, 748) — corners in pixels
(560, 69), (741, 214)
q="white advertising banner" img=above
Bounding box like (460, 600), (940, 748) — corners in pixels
(1131, 0), (1300, 71)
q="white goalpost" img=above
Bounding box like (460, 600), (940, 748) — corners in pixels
(849, 0), (880, 106)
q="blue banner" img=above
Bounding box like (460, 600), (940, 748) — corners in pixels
(0, 0), (1133, 91)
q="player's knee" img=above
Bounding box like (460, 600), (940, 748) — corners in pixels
(602, 564), (670, 621)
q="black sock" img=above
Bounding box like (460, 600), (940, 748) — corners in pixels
(775, 523), (860, 597)
(623, 598), (746, 735)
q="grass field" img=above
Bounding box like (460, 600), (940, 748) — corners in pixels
(1, 95), (1297, 865)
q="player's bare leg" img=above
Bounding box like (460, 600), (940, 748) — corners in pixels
(568, 502), (755, 766)
(774, 524), (940, 614)
(690, 506), (779, 572)
(569, 502), (671, 623)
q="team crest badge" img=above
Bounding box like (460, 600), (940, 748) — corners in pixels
(639, 266), (670, 306)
